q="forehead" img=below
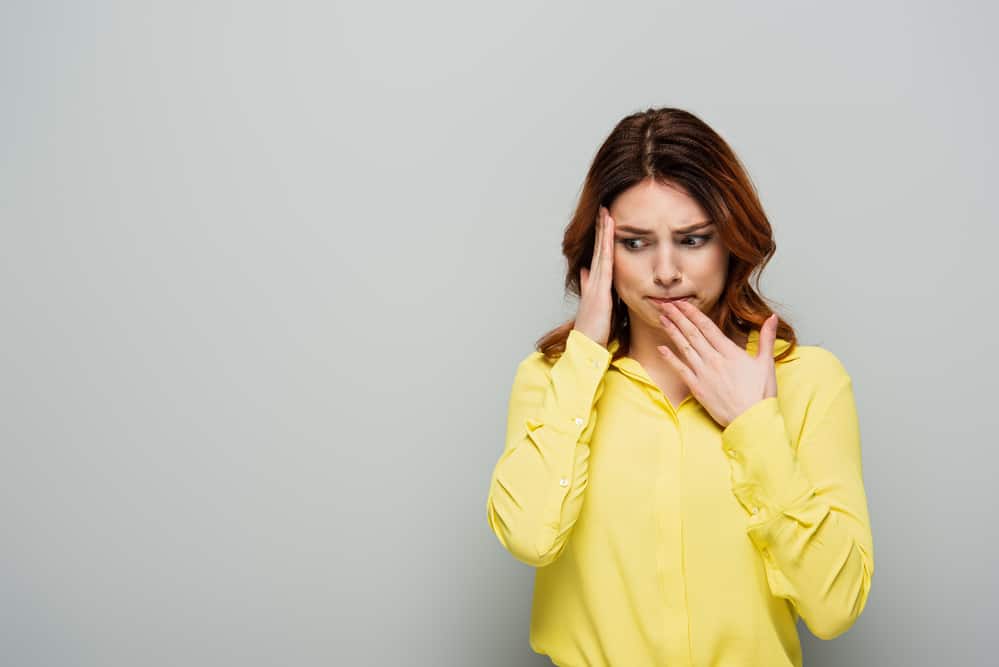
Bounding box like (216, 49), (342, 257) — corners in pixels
(611, 179), (709, 232)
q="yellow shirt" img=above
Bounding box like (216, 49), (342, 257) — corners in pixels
(486, 328), (875, 667)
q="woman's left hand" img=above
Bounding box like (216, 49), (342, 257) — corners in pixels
(656, 300), (779, 429)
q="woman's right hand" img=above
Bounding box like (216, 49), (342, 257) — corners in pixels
(574, 206), (616, 349)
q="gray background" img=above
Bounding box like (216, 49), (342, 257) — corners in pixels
(1, 1), (995, 665)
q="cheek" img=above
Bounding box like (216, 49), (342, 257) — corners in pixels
(700, 246), (729, 276)
(687, 256), (726, 292)
(612, 253), (642, 286)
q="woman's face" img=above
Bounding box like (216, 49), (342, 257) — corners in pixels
(609, 178), (730, 338)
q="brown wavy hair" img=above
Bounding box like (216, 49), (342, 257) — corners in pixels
(536, 106), (798, 364)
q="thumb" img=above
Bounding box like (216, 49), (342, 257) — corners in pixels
(758, 313), (778, 361)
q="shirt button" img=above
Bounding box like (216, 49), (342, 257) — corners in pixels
(574, 417), (584, 425)
(726, 449), (737, 459)
(751, 506), (759, 515)
(590, 359), (599, 368)
(559, 478), (569, 487)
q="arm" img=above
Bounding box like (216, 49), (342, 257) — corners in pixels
(485, 329), (611, 567)
(720, 352), (875, 640)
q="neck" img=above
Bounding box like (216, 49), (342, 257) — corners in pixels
(625, 316), (688, 377)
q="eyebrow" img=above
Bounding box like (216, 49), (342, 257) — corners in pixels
(614, 220), (715, 235)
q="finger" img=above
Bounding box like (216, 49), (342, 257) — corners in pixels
(757, 313), (778, 361)
(601, 211), (615, 284)
(659, 304), (712, 365)
(672, 299), (740, 356)
(594, 209), (613, 293)
(589, 210), (604, 288)
(658, 310), (705, 369)
(765, 366), (777, 398)
(656, 343), (698, 386)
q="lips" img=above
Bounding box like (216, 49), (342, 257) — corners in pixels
(648, 296), (692, 304)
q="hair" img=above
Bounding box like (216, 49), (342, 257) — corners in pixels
(536, 106), (798, 364)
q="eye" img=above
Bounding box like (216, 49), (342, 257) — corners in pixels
(619, 234), (714, 251)
(681, 234), (713, 247)
(619, 237), (647, 251)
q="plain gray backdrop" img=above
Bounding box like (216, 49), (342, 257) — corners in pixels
(2, 1), (996, 665)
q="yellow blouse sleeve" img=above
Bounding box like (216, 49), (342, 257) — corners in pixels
(486, 329), (612, 567)
(720, 350), (875, 640)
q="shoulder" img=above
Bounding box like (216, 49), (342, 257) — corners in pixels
(776, 343), (854, 413)
(512, 329), (609, 390)
(786, 344), (851, 382)
(516, 350), (550, 377)
(510, 349), (556, 395)
(516, 329), (605, 373)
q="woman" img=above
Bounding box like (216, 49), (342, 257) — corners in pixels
(485, 107), (875, 666)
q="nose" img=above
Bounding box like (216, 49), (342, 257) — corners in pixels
(653, 245), (682, 287)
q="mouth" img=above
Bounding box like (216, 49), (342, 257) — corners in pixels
(647, 296), (693, 305)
